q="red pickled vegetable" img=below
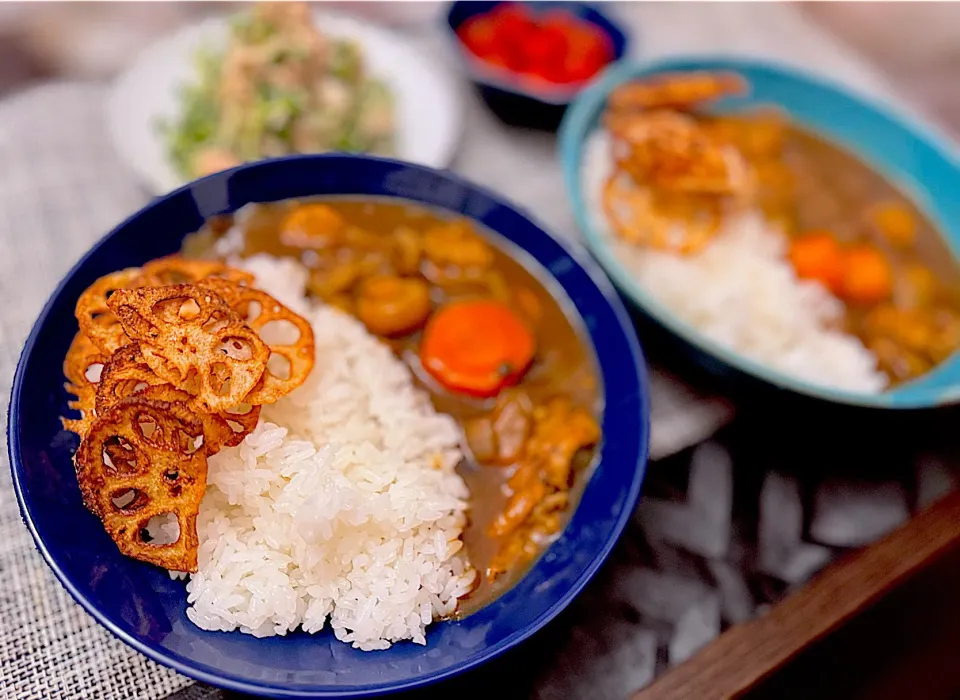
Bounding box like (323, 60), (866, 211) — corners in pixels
(457, 15), (498, 60)
(456, 4), (613, 87)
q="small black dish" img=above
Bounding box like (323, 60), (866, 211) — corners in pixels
(445, 1), (630, 132)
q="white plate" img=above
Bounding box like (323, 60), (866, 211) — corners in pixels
(106, 11), (463, 195)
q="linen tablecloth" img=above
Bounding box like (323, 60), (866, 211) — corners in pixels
(0, 3), (930, 699)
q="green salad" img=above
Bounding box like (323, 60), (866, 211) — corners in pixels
(162, 2), (395, 179)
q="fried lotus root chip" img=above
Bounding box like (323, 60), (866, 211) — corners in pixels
(62, 390), (97, 439)
(64, 332), (108, 390)
(602, 173), (722, 255)
(97, 349), (235, 455)
(134, 384), (234, 456)
(97, 343), (261, 448)
(199, 279), (316, 404)
(75, 268), (147, 354)
(141, 255), (255, 287)
(76, 397), (210, 571)
(61, 332), (109, 437)
(217, 401), (261, 447)
(137, 385), (257, 450)
(95, 343), (168, 413)
(62, 405), (96, 440)
(606, 110), (756, 200)
(107, 284), (270, 413)
(606, 71), (747, 113)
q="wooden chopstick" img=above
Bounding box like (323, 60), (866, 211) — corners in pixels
(631, 489), (960, 700)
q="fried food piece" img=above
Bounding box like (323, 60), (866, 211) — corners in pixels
(699, 109), (788, 160)
(141, 255), (255, 286)
(526, 398), (601, 490)
(75, 396), (211, 571)
(74, 260), (254, 357)
(107, 284), (270, 412)
(97, 344), (260, 448)
(488, 399), (598, 538)
(63, 332), (108, 411)
(62, 406), (97, 440)
(489, 461), (545, 538)
(95, 343), (168, 413)
(607, 110), (755, 199)
(64, 332), (108, 391)
(486, 398), (599, 580)
(217, 401), (262, 447)
(602, 173), (723, 254)
(601, 75), (758, 255)
(607, 71), (747, 112)
(134, 384), (234, 456)
(139, 384), (257, 450)
(61, 332), (109, 438)
(198, 279), (316, 404)
(75, 268), (146, 354)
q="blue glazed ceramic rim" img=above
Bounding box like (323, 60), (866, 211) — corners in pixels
(8, 154), (649, 697)
(559, 55), (960, 409)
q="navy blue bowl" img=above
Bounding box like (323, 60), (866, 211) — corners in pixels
(8, 155), (649, 697)
(445, 1), (629, 132)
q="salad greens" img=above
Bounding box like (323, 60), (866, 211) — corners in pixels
(161, 3), (395, 180)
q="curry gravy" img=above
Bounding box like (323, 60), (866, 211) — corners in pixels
(705, 111), (960, 384)
(184, 197), (602, 613)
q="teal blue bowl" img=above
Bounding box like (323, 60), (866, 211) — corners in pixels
(559, 56), (960, 409)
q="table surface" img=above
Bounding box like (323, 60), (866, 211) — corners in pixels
(3, 3), (958, 700)
(747, 545), (960, 700)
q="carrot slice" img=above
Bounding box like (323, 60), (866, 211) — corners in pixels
(420, 299), (535, 398)
(788, 231), (844, 293)
(841, 244), (893, 304)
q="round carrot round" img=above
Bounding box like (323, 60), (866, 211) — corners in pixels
(420, 299), (536, 398)
(788, 231), (844, 294)
(841, 244), (893, 304)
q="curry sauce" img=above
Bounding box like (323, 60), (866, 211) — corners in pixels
(184, 197), (602, 612)
(601, 69), (960, 386)
(733, 118), (960, 384)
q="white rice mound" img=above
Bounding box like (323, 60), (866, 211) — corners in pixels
(581, 130), (888, 393)
(179, 255), (476, 650)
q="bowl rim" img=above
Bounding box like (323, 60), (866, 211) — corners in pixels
(442, 0), (631, 105)
(559, 54), (960, 409)
(8, 152), (650, 697)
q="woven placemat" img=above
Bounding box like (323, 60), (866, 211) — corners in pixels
(0, 81), (730, 700)
(0, 84), (191, 700)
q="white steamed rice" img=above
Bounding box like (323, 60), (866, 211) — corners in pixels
(172, 255), (476, 650)
(581, 130), (888, 393)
